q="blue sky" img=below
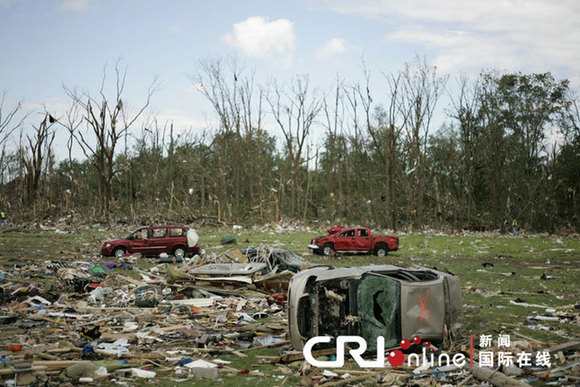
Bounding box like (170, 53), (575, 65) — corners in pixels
(1, 0), (579, 158)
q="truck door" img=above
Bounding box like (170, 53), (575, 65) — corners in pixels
(353, 228), (372, 251)
(335, 229), (355, 250)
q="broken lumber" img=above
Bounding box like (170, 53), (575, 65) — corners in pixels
(322, 372), (380, 386)
(470, 363), (529, 387)
(279, 347), (337, 363)
(545, 340), (580, 354)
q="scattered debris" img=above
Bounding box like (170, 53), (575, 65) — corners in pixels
(0, 226), (577, 386)
(0, 240), (302, 385)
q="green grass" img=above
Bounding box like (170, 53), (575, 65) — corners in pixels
(1, 226), (578, 384)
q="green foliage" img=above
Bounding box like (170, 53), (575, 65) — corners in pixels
(553, 134), (580, 230)
(428, 71), (575, 231)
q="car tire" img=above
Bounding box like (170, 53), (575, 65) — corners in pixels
(322, 244), (334, 257)
(113, 247), (126, 258)
(173, 246), (187, 259)
(374, 245), (388, 257)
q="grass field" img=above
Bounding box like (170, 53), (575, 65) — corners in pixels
(0, 226), (578, 385)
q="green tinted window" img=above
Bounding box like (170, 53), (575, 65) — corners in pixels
(357, 274), (401, 350)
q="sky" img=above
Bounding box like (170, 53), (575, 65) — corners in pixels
(1, 0), (579, 159)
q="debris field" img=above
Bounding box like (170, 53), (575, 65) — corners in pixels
(0, 224), (578, 386)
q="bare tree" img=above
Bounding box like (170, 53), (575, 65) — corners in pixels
(398, 58), (447, 229)
(0, 90), (28, 149)
(57, 100), (84, 212)
(196, 58), (242, 220)
(267, 75), (322, 218)
(22, 112), (56, 212)
(195, 57), (265, 221)
(64, 62), (158, 218)
(351, 64), (406, 230)
(0, 90), (29, 195)
(321, 77), (347, 217)
(448, 74), (482, 226)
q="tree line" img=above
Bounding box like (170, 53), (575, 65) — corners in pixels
(1, 58), (578, 232)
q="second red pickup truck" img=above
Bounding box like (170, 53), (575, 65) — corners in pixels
(308, 226), (399, 256)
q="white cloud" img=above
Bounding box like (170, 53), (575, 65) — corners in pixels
(223, 17), (295, 62)
(317, 38), (347, 60)
(59, 0), (90, 12)
(316, 0), (580, 77)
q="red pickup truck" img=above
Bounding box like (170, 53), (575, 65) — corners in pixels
(308, 226), (399, 257)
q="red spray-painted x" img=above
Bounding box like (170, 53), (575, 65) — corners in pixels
(418, 292), (431, 322)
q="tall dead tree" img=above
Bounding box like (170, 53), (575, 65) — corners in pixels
(0, 90), (28, 196)
(267, 75), (321, 218)
(239, 74), (264, 215)
(322, 77), (346, 218)
(22, 112), (56, 213)
(64, 62), (158, 219)
(58, 100), (84, 212)
(353, 65), (406, 230)
(196, 58), (264, 221)
(166, 121), (176, 215)
(398, 58), (447, 230)
(449, 75), (483, 227)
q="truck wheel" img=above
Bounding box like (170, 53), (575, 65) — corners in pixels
(322, 244), (334, 257)
(374, 245), (388, 257)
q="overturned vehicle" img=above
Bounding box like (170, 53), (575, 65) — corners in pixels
(288, 265), (462, 351)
